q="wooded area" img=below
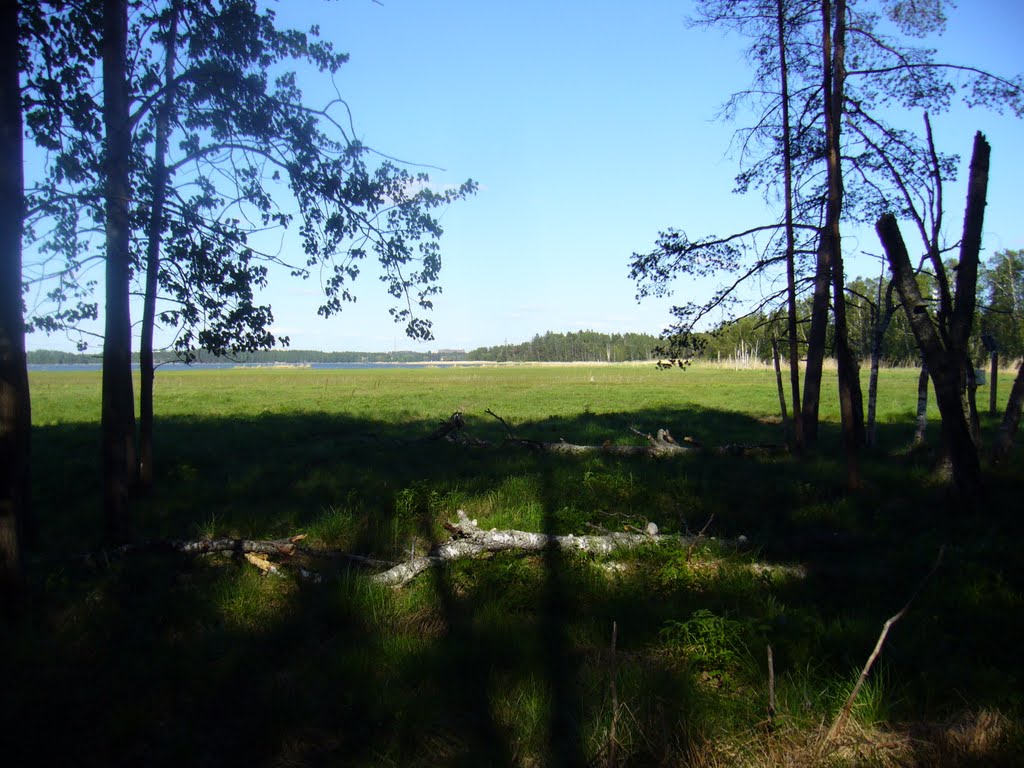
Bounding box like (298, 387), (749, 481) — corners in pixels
(2, 1), (1024, 765)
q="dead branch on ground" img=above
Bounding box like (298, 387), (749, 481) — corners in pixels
(820, 546), (946, 751)
(59, 512), (785, 588)
(476, 411), (786, 458)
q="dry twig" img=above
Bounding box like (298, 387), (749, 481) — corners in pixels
(821, 546), (946, 750)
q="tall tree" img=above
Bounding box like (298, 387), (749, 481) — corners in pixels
(0, 0), (31, 596)
(101, 0), (137, 542)
(631, 0), (1021, 465)
(821, 0), (865, 486)
(631, 0), (823, 396)
(128, 0), (474, 491)
(25, 0), (476, 517)
(137, 0), (179, 491)
(776, 0), (805, 451)
(876, 131), (990, 501)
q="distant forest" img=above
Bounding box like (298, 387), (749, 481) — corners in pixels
(27, 331), (663, 365)
(27, 300), (947, 367)
(467, 331), (661, 363)
(27, 348), (468, 365)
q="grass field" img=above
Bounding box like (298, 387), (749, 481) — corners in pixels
(6, 363), (1024, 766)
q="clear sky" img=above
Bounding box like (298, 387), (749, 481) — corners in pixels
(25, 0), (1024, 353)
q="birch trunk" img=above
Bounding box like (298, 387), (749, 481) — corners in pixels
(914, 364), (929, 445)
(773, 337), (790, 439)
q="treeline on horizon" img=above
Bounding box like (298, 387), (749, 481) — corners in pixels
(28, 252), (1024, 369)
(17, 317), (921, 367)
(27, 331), (663, 365)
(27, 348), (469, 365)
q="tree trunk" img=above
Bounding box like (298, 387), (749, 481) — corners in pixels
(772, 336), (789, 439)
(802, 236), (831, 448)
(139, 2), (179, 494)
(0, 0), (30, 598)
(966, 362), (981, 448)
(992, 359), (1024, 462)
(951, 131), (990, 455)
(914, 363), (929, 445)
(102, 0), (137, 543)
(865, 282), (896, 447)
(989, 351), (998, 416)
(822, 0), (864, 488)
(865, 335), (881, 447)
(776, 0), (803, 453)
(877, 213), (983, 501)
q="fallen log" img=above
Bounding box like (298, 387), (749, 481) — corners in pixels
(105, 534), (307, 559)
(505, 435), (785, 458)
(61, 518), (680, 588)
(371, 510), (675, 587)
(51, 513), (809, 589)
(525, 434), (695, 457)
(483, 411), (786, 458)
(66, 534), (392, 573)
(419, 410), (787, 458)
(426, 410), (495, 447)
(426, 411), (468, 441)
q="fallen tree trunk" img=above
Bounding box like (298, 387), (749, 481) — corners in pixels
(58, 514), (688, 587)
(430, 410), (787, 459)
(521, 430), (697, 457)
(53, 512), (809, 589)
(373, 510), (677, 587)
(67, 534), (390, 572)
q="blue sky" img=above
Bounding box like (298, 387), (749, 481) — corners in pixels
(25, 0), (1024, 353)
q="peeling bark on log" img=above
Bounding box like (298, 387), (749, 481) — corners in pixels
(371, 510), (684, 587)
(113, 535), (306, 558)
(244, 552), (282, 576)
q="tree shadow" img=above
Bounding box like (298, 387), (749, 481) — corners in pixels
(9, 402), (1024, 764)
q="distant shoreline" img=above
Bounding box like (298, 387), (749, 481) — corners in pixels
(27, 359), (662, 372)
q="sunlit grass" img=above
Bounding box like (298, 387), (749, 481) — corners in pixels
(213, 565), (296, 632)
(28, 362), (960, 427)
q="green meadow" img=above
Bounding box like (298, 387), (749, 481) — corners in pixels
(6, 363), (1024, 766)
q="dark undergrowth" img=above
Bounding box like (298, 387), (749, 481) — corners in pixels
(4, 403), (1023, 767)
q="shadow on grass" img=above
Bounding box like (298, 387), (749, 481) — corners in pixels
(6, 404), (1023, 765)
